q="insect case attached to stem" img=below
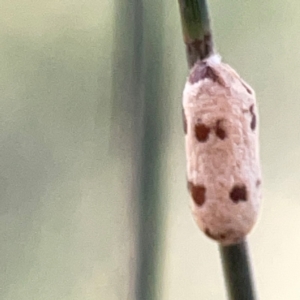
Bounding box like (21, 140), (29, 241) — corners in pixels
(183, 54), (262, 246)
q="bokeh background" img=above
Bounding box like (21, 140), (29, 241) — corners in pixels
(1, 0), (300, 299)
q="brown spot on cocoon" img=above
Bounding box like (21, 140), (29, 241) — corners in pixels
(256, 179), (261, 187)
(189, 63), (219, 84)
(230, 184), (247, 203)
(242, 82), (253, 95)
(249, 105), (254, 114)
(195, 121), (210, 142)
(182, 108), (187, 134)
(251, 114), (256, 130)
(204, 228), (227, 241)
(249, 105), (256, 130)
(215, 120), (227, 140)
(203, 66), (219, 82)
(204, 228), (218, 241)
(188, 181), (206, 206)
(219, 233), (226, 240)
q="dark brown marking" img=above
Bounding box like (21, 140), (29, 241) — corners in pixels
(204, 228), (218, 241)
(249, 105), (256, 130)
(230, 184), (247, 203)
(215, 120), (227, 140)
(190, 65), (218, 84)
(242, 82), (253, 95)
(256, 179), (261, 187)
(249, 105), (254, 114)
(204, 228), (227, 241)
(189, 64), (219, 84)
(182, 108), (187, 134)
(204, 228), (226, 241)
(188, 181), (206, 206)
(250, 114), (256, 130)
(203, 66), (219, 82)
(219, 234), (226, 240)
(195, 121), (210, 142)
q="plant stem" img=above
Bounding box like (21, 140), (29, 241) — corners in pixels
(219, 241), (256, 300)
(177, 0), (214, 67)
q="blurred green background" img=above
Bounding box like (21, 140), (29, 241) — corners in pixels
(1, 0), (300, 299)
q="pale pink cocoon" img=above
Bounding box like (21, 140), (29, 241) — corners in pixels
(183, 55), (262, 246)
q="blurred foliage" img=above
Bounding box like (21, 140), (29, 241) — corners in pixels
(112, 0), (166, 299)
(1, 1), (300, 300)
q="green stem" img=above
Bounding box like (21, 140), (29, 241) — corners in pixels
(177, 0), (214, 67)
(219, 240), (256, 300)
